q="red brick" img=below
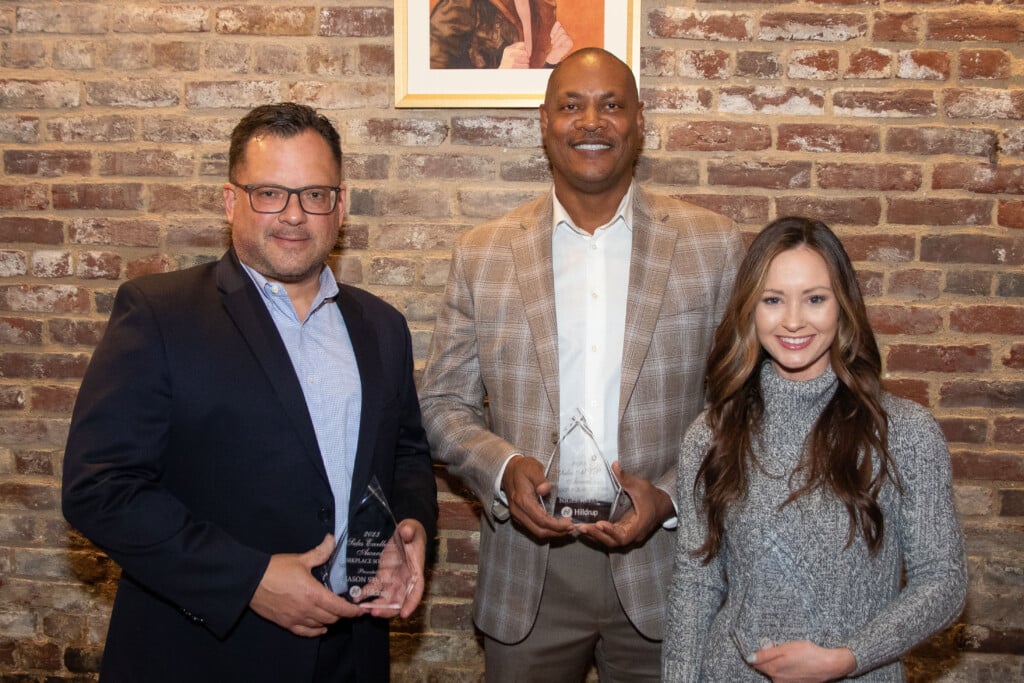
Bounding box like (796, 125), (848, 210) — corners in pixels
(500, 155), (553, 183)
(0, 80), (79, 108)
(153, 41), (201, 71)
(944, 89), (1024, 120)
(952, 451), (1024, 481)
(950, 306), (1024, 335)
(842, 234), (914, 262)
(846, 48), (893, 79)
(868, 305), (943, 335)
(708, 160), (810, 189)
(897, 50), (950, 80)
(941, 381), (1024, 409)
(834, 89), (936, 118)
(889, 198), (991, 226)
(0, 285), (91, 314)
(46, 115), (136, 143)
(18, 5), (107, 33)
(818, 163), (920, 191)
(77, 252), (122, 280)
(438, 499), (481, 532)
(451, 117), (539, 147)
(48, 318), (106, 347)
(52, 184), (143, 211)
(927, 13), (1024, 42)
(673, 194), (770, 225)
(2, 40), (47, 68)
(0, 317), (43, 345)
(1004, 128), (1024, 158)
(648, 9), (753, 41)
(396, 154), (493, 182)
(888, 268), (942, 299)
(254, 45), (305, 75)
(357, 44), (393, 77)
(921, 234), (1024, 265)
(788, 49), (839, 80)
(0, 115), (40, 144)
(0, 184), (47, 211)
(0, 386), (25, 410)
(111, 6), (208, 33)
(775, 196), (881, 225)
(997, 272), (1024, 297)
(933, 163), (1024, 194)
(184, 81), (278, 109)
(736, 51), (783, 78)
(350, 188), (450, 219)
(995, 417), (1024, 445)
(14, 450), (55, 476)
(720, 86), (825, 115)
(880, 378), (930, 407)
(425, 567), (476, 599)
(939, 418), (988, 445)
(150, 185), (223, 214)
(872, 12), (918, 42)
(4, 150), (91, 177)
(99, 150), (195, 177)
(0, 218), (62, 245)
(759, 12), (867, 41)
(886, 126), (998, 158)
(856, 269), (882, 298)
(1004, 343), (1024, 370)
(85, 79), (179, 108)
(945, 270), (992, 296)
(640, 86), (714, 112)
(636, 157), (700, 187)
(998, 201), (1024, 229)
(679, 50), (731, 79)
(777, 124), (879, 153)
(641, 47), (676, 77)
(31, 251), (70, 279)
(347, 118), (449, 147)
(0, 352), (90, 379)
(960, 49), (1013, 80)
(214, 6), (315, 35)
(69, 218), (161, 248)
(125, 254), (179, 280)
(30, 385), (78, 413)
(887, 344), (991, 373)
(319, 7), (393, 37)
(666, 121), (771, 152)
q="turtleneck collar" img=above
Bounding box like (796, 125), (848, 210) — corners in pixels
(759, 360), (839, 418)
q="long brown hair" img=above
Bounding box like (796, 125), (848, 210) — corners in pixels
(696, 216), (899, 561)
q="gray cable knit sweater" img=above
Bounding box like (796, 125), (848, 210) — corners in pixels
(663, 363), (966, 682)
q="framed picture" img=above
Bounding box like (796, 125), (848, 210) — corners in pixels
(395, 0), (641, 108)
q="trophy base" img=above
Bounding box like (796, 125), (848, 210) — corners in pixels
(553, 497), (612, 524)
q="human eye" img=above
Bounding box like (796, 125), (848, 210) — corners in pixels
(254, 186), (284, 200)
(808, 294), (829, 304)
(761, 295), (781, 305)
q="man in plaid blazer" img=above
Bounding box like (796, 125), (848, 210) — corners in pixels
(420, 48), (743, 681)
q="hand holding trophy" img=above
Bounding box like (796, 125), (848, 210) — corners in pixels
(320, 476), (419, 614)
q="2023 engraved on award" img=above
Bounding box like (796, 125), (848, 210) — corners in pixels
(320, 476), (416, 610)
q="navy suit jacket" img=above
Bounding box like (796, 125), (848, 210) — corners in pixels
(62, 250), (437, 682)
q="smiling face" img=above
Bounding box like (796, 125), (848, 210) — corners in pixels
(539, 49), (644, 203)
(755, 246), (840, 381)
(223, 129), (344, 292)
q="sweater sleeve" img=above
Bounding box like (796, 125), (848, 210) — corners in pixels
(663, 417), (726, 682)
(843, 399), (967, 674)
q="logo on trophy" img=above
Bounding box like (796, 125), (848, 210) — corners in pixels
(320, 476), (416, 609)
(541, 410), (631, 524)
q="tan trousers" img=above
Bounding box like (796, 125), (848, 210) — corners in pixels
(483, 538), (661, 683)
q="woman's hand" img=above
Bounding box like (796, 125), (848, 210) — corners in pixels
(750, 641), (856, 682)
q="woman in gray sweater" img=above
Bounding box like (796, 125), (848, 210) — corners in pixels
(664, 217), (966, 682)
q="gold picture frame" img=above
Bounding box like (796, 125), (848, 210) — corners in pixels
(395, 0), (641, 109)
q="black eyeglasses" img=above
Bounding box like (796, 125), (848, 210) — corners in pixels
(231, 182), (342, 215)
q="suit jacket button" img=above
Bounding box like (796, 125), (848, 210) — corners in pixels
(550, 431), (559, 445)
(318, 506), (332, 525)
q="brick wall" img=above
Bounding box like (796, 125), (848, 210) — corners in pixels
(1, 1), (1021, 680)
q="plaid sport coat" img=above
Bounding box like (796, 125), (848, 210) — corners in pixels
(420, 187), (743, 644)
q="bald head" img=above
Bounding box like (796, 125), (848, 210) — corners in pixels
(543, 48), (638, 107)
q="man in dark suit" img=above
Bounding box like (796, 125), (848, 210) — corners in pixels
(62, 102), (438, 682)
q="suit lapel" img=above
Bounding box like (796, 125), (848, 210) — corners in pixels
(215, 252), (329, 484)
(511, 198), (560, 418)
(333, 288), (380, 503)
(620, 190), (677, 419)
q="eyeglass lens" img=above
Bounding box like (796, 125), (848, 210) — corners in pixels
(247, 185), (338, 214)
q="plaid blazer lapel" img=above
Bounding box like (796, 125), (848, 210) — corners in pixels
(510, 207), (560, 421)
(619, 193), (678, 422)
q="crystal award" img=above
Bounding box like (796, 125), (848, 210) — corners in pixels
(320, 476), (416, 609)
(541, 411), (631, 524)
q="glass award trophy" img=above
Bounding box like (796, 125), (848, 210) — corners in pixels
(320, 476), (416, 609)
(541, 411), (631, 524)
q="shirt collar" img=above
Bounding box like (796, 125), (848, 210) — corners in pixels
(552, 182), (635, 236)
(240, 261), (339, 305)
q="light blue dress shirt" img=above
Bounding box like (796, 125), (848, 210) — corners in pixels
(241, 263), (362, 589)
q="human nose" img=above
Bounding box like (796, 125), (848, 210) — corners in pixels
(576, 105), (605, 131)
(781, 302), (804, 331)
(278, 190), (306, 222)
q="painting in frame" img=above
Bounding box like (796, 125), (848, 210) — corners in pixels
(395, 0), (641, 109)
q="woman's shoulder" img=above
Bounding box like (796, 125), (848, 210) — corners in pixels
(682, 410), (714, 450)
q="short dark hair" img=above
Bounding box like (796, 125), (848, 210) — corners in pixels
(228, 102), (342, 181)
